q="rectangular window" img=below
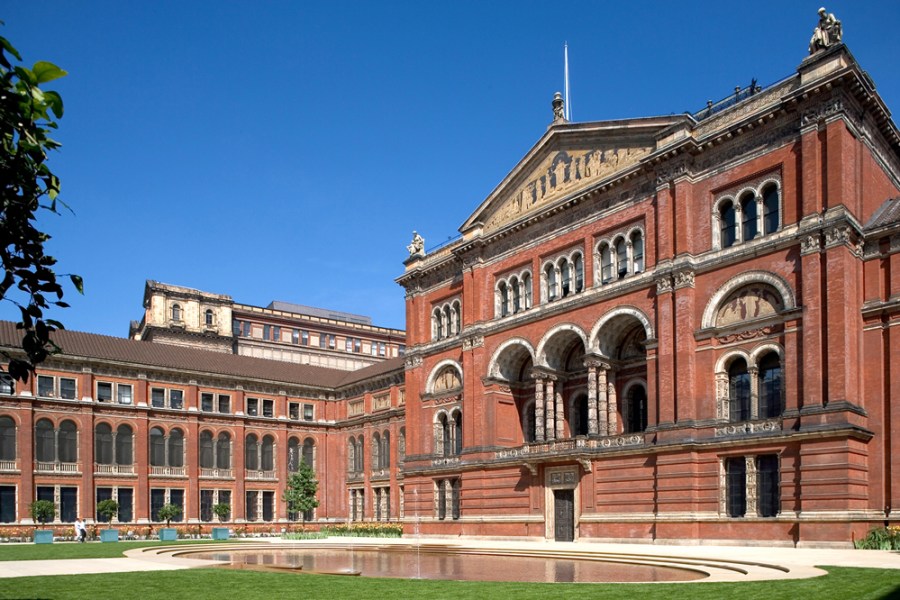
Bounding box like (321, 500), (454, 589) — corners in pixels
(345, 338), (353, 352)
(262, 399), (274, 418)
(246, 490), (258, 521)
(97, 382), (113, 403)
(96, 487), (113, 522)
(242, 321), (251, 337)
(436, 480), (447, 520)
(218, 490), (231, 516)
(38, 375), (55, 397)
(726, 457), (747, 518)
(59, 378), (77, 400)
(200, 489), (214, 522)
(379, 343), (386, 357)
(151, 388), (165, 408)
(288, 402), (300, 420)
(0, 374), (13, 395)
(0, 485), (15, 523)
(118, 488), (133, 522)
(757, 454), (780, 518)
(303, 404), (314, 421)
(398, 345), (406, 357)
(201, 393), (214, 412)
(232, 320), (241, 336)
(247, 398), (259, 417)
(169, 489), (184, 522)
(169, 390), (184, 410)
(301, 330), (308, 345)
(262, 491), (274, 522)
(117, 384), (133, 405)
(318, 334), (326, 349)
(451, 479), (460, 520)
(150, 489), (166, 522)
(218, 394), (230, 414)
(263, 325), (271, 340)
(327, 334), (336, 349)
(273, 326), (281, 342)
(60, 486), (77, 522)
(292, 329), (300, 344)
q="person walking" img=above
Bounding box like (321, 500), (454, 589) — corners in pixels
(74, 517), (87, 543)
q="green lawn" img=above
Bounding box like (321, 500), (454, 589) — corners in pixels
(0, 539), (222, 561)
(0, 566), (896, 599)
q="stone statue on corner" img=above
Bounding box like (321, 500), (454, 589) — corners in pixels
(809, 7), (842, 54)
(407, 231), (425, 256)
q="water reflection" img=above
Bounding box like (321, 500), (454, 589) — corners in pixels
(192, 548), (705, 583)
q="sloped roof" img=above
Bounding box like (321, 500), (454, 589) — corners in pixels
(0, 321), (371, 390)
(865, 197), (900, 231)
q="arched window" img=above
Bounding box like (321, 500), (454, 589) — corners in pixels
(355, 435), (364, 472)
(199, 431), (214, 468)
(625, 386), (648, 433)
(545, 263), (557, 301)
(289, 437), (301, 472)
(260, 435), (274, 471)
(443, 305), (453, 336)
(720, 201), (737, 248)
(302, 438), (315, 468)
(116, 424), (133, 465)
(95, 423), (113, 465)
(573, 254), (584, 293)
(168, 429), (184, 467)
(245, 434), (259, 470)
(741, 192), (758, 242)
(433, 308), (443, 340)
(216, 432), (231, 469)
(58, 420), (77, 463)
(762, 184), (779, 234)
(437, 413), (450, 456)
(0, 416), (15, 461)
(615, 237), (628, 279)
(522, 273), (532, 309)
(149, 427), (165, 466)
(452, 411), (462, 455)
(600, 243), (613, 283)
(347, 438), (356, 473)
(205, 309), (214, 326)
(171, 304), (182, 321)
(381, 431), (390, 469)
(371, 432), (381, 470)
(499, 281), (509, 317)
(452, 301), (461, 334)
(631, 231), (644, 274)
(560, 258), (571, 297)
(510, 277), (520, 314)
(758, 353), (783, 419)
(398, 427), (406, 463)
(728, 359), (751, 422)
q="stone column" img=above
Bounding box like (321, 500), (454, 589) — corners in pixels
(555, 383), (565, 440)
(607, 377), (618, 435)
(545, 377), (556, 441)
(749, 366), (760, 421)
(534, 375), (545, 442)
(597, 366), (608, 435)
(586, 362), (599, 436)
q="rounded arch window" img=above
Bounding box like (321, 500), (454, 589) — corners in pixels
(625, 385), (648, 433)
(149, 427), (165, 466)
(204, 309), (214, 326)
(0, 416), (15, 461)
(728, 358), (751, 422)
(758, 352), (783, 419)
(168, 429), (184, 467)
(246, 434), (259, 470)
(199, 430), (214, 468)
(762, 183), (780, 234)
(95, 423), (113, 464)
(720, 200), (737, 248)
(302, 437), (315, 468)
(58, 420), (78, 463)
(116, 424), (133, 465)
(171, 304), (182, 321)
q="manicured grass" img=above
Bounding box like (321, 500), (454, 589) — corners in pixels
(0, 539), (223, 561)
(0, 566), (897, 599)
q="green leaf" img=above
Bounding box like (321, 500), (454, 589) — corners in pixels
(70, 274), (83, 294)
(43, 90), (64, 118)
(32, 61), (67, 84)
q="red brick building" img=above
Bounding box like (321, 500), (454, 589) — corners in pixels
(0, 41), (898, 547)
(397, 42), (899, 546)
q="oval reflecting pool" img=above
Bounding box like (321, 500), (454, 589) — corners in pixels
(188, 546), (706, 583)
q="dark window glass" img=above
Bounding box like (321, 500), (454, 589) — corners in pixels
(632, 233), (644, 273)
(96, 382), (112, 403)
(200, 490), (214, 522)
(59, 487), (77, 522)
(37, 376), (54, 397)
(741, 193), (758, 241)
(216, 433), (231, 469)
(36, 419), (55, 462)
(763, 185), (780, 234)
(96, 487), (113, 522)
(218, 395), (230, 414)
(626, 386), (648, 433)
(201, 393), (214, 412)
(615, 239), (628, 279)
(262, 491), (274, 521)
(150, 489), (165, 521)
(729, 359), (751, 422)
(246, 435), (259, 470)
(149, 428), (165, 466)
(59, 378), (76, 400)
(169, 390), (183, 410)
(721, 201), (737, 248)
(0, 486), (14, 523)
(0, 417), (15, 461)
(451, 479), (460, 520)
(757, 454), (779, 517)
(168, 430), (184, 467)
(95, 423), (113, 464)
(437, 481), (446, 520)
(118, 488), (133, 522)
(151, 388), (165, 408)
(58, 420), (78, 463)
(199, 431), (214, 469)
(261, 436), (274, 471)
(116, 425), (133, 465)
(726, 457), (746, 517)
(169, 489), (184, 522)
(302, 438), (315, 468)
(759, 353), (783, 419)
(246, 490), (258, 521)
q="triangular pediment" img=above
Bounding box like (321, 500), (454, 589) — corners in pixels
(462, 117), (684, 235)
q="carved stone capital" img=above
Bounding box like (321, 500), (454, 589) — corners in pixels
(800, 234), (822, 255)
(824, 225), (857, 250)
(655, 276), (674, 295)
(655, 158), (691, 185)
(673, 270), (695, 290)
(404, 355), (423, 370)
(462, 335), (484, 351)
(800, 97), (844, 126)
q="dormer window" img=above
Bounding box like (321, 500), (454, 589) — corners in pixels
(171, 304), (182, 321)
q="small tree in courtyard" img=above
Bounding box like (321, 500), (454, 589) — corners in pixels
(96, 499), (119, 525)
(212, 502), (230, 522)
(283, 461), (319, 528)
(156, 503), (181, 528)
(29, 499), (55, 526)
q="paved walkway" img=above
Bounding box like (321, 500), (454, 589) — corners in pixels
(0, 538), (898, 583)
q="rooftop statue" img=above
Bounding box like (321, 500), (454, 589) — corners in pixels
(809, 7), (842, 54)
(552, 92), (566, 123)
(407, 231), (425, 257)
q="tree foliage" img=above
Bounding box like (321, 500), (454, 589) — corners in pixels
(1, 27), (82, 381)
(212, 502), (231, 522)
(283, 462), (319, 525)
(156, 503), (182, 528)
(29, 499), (55, 525)
(96, 499), (119, 524)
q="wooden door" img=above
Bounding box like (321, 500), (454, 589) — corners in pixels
(554, 489), (574, 541)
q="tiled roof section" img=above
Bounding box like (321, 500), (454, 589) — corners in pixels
(337, 356), (405, 388)
(865, 197), (900, 230)
(0, 321), (348, 389)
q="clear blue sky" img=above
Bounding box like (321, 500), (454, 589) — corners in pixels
(3, 1), (899, 336)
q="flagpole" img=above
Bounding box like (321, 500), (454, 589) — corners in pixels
(564, 43), (571, 121)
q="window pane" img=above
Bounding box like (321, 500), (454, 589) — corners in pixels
(151, 388), (165, 408)
(95, 424), (113, 464)
(726, 458), (746, 517)
(763, 185), (780, 234)
(729, 360), (751, 422)
(168, 431), (184, 467)
(169, 489), (184, 521)
(38, 376), (54, 397)
(201, 393), (214, 412)
(169, 390), (183, 410)
(721, 202), (737, 247)
(118, 384), (133, 405)
(759, 353), (783, 419)
(116, 425), (133, 465)
(757, 454), (779, 517)
(741, 194), (758, 241)
(118, 488), (133, 522)
(59, 378), (77, 400)
(0, 417), (16, 461)
(97, 382), (113, 403)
